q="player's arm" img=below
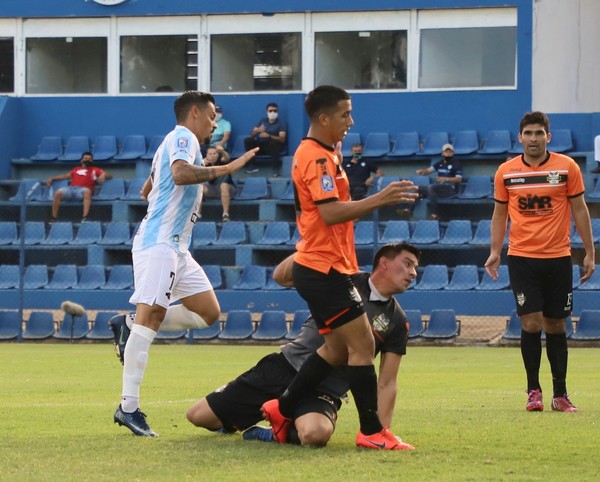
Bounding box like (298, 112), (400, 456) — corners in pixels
(140, 175), (152, 200)
(484, 201), (508, 280)
(273, 253), (295, 288)
(570, 194), (596, 283)
(171, 148), (259, 185)
(377, 351), (402, 428)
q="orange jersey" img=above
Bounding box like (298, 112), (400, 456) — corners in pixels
(291, 137), (358, 274)
(494, 152), (585, 258)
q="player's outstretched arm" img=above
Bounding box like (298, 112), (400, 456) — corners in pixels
(172, 148), (259, 185)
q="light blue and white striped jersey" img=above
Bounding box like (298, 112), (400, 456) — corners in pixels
(134, 125), (204, 254)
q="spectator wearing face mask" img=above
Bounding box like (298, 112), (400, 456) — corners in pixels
(343, 143), (383, 200)
(244, 102), (287, 176)
(45, 151), (112, 223)
(209, 105), (232, 151)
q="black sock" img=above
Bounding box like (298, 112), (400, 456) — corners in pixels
(521, 329), (542, 392)
(348, 365), (382, 435)
(545, 332), (568, 397)
(287, 425), (301, 445)
(279, 353), (333, 418)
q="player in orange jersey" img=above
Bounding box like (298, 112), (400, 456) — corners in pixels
(485, 111), (595, 413)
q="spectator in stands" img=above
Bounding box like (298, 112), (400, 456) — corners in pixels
(209, 105), (231, 151)
(259, 85), (418, 451)
(485, 111), (595, 414)
(591, 134), (600, 173)
(243, 102), (287, 177)
(45, 152), (112, 223)
(343, 143), (383, 200)
(186, 243), (420, 449)
(109, 91), (258, 438)
(202, 145), (236, 222)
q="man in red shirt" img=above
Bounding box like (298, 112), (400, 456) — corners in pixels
(46, 152), (112, 222)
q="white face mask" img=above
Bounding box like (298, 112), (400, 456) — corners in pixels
(267, 112), (278, 121)
(215, 113), (222, 122)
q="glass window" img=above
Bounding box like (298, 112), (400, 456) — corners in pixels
(419, 27), (516, 89)
(120, 35), (197, 93)
(26, 37), (107, 94)
(315, 31), (407, 90)
(211, 33), (301, 92)
(0, 38), (14, 93)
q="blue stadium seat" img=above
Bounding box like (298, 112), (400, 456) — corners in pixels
(379, 221), (410, 243)
(76, 265), (106, 290)
(572, 265), (581, 290)
(203, 265), (223, 289)
(362, 132), (390, 157)
(0, 265), (19, 289)
(141, 135), (165, 160)
(23, 221), (46, 246)
(229, 135), (246, 158)
(233, 265), (266, 290)
(23, 311), (55, 339)
(417, 131), (449, 155)
(452, 130), (479, 155)
(508, 137), (524, 154)
(457, 175), (492, 199)
(155, 327), (187, 340)
(45, 264), (78, 290)
(586, 178), (600, 199)
(354, 221), (376, 246)
(548, 129), (573, 153)
(571, 219), (600, 245)
(477, 130), (511, 154)
(218, 310), (254, 340)
(571, 310), (600, 340)
(413, 265), (449, 290)
(444, 265), (479, 291)
(0, 311), (21, 340)
(57, 136), (90, 161)
(286, 224), (300, 246)
(69, 221), (102, 245)
(92, 135), (118, 161)
(475, 265), (510, 290)
(388, 132), (419, 157)
(577, 265), (600, 290)
(421, 309), (460, 339)
(502, 311), (521, 340)
(408, 175), (431, 189)
(32, 179), (69, 202)
(469, 220), (492, 245)
(43, 221), (73, 245)
(86, 311), (119, 340)
(123, 177), (147, 200)
(279, 180), (295, 201)
(114, 135), (147, 160)
(251, 310), (288, 341)
(373, 176), (398, 193)
(102, 265), (134, 290)
(9, 179), (42, 202)
(406, 309), (424, 338)
(0, 221), (18, 245)
(190, 321), (222, 341)
(256, 221), (290, 245)
(99, 222), (130, 245)
(23, 265), (49, 289)
(94, 178), (126, 200)
(54, 312), (89, 339)
(341, 132), (361, 157)
(286, 310), (311, 340)
(409, 220), (440, 245)
(213, 221), (246, 245)
(264, 267), (288, 291)
(235, 177), (269, 200)
(438, 220), (472, 245)
(31, 136), (63, 161)
(192, 222), (217, 247)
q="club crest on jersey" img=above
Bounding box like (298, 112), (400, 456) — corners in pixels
(177, 137), (188, 148)
(546, 171), (560, 185)
(372, 313), (390, 333)
(321, 174), (334, 192)
(349, 286), (362, 303)
(516, 292), (526, 306)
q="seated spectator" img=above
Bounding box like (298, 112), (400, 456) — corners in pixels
(343, 143), (383, 200)
(591, 134), (600, 174)
(45, 152), (112, 223)
(243, 102), (287, 177)
(209, 105), (232, 151)
(202, 146), (236, 222)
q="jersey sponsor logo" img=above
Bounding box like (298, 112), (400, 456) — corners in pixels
(321, 174), (334, 192)
(518, 194), (552, 213)
(349, 286), (362, 303)
(565, 292), (573, 311)
(510, 178), (526, 184)
(177, 137), (188, 148)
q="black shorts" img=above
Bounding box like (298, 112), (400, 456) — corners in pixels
(507, 255), (573, 318)
(205, 353), (341, 432)
(292, 262), (365, 334)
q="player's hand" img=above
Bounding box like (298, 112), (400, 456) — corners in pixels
(484, 253), (501, 280)
(228, 147), (260, 172)
(379, 180), (419, 205)
(579, 254), (596, 284)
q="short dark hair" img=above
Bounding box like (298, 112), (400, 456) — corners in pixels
(519, 111), (550, 134)
(304, 85), (351, 121)
(267, 102), (278, 110)
(81, 152), (92, 159)
(372, 242), (421, 270)
(174, 91), (215, 123)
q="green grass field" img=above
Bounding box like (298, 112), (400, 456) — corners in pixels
(1, 344), (599, 481)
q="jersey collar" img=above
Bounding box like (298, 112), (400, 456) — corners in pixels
(304, 137), (335, 151)
(368, 277), (389, 302)
(521, 152), (550, 168)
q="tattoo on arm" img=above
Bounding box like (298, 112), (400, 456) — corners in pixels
(193, 166), (219, 183)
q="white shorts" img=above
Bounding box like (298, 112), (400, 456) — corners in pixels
(129, 243), (212, 309)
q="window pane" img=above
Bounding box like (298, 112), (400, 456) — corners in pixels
(315, 31), (407, 90)
(120, 35), (197, 93)
(26, 37), (107, 94)
(419, 27), (516, 89)
(0, 38), (14, 93)
(211, 33), (301, 92)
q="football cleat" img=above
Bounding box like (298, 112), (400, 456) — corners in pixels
(242, 425), (275, 443)
(356, 428), (414, 451)
(108, 313), (134, 365)
(551, 394), (578, 412)
(113, 405), (158, 437)
(261, 399), (291, 444)
(526, 389), (544, 412)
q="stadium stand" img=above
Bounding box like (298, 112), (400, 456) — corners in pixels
(0, 311), (21, 340)
(413, 265), (449, 290)
(189, 321), (222, 341)
(256, 221), (291, 245)
(420, 309), (460, 339)
(235, 177), (269, 200)
(113, 135), (147, 161)
(23, 221), (45, 245)
(57, 136), (90, 161)
(23, 265), (49, 289)
(354, 221), (376, 246)
(141, 135), (165, 160)
(406, 309), (424, 338)
(233, 265), (266, 290)
(76, 265), (106, 290)
(388, 131), (419, 157)
(264, 267), (288, 290)
(192, 221), (218, 247)
(452, 130), (479, 155)
(0, 221), (18, 245)
(0, 265), (19, 289)
(86, 311), (119, 340)
(341, 132), (361, 157)
(203, 265), (223, 289)
(122, 177), (147, 200)
(101, 265), (134, 290)
(456, 175), (492, 199)
(94, 178), (126, 200)
(213, 221), (246, 245)
(502, 311), (521, 340)
(54, 312), (89, 339)
(251, 310), (288, 341)
(477, 130), (511, 154)
(570, 310), (600, 340)
(218, 310), (254, 340)
(23, 311), (55, 340)
(155, 327), (187, 340)
(576, 266), (600, 291)
(99, 222), (130, 245)
(286, 309), (310, 340)
(379, 220), (410, 243)
(69, 221), (102, 245)
(43, 221), (73, 245)
(444, 265), (480, 291)
(362, 132), (390, 158)
(548, 129), (573, 153)
(45, 264), (78, 290)
(438, 220), (472, 245)
(475, 265), (510, 291)
(417, 131), (449, 155)
(91, 136), (118, 161)
(409, 220), (441, 244)
(30, 136), (63, 161)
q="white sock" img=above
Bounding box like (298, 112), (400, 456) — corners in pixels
(161, 304), (210, 330)
(121, 324), (156, 413)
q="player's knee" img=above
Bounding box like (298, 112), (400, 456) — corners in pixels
(297, 423), (333, 447)
(186, 406), (201, 426)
